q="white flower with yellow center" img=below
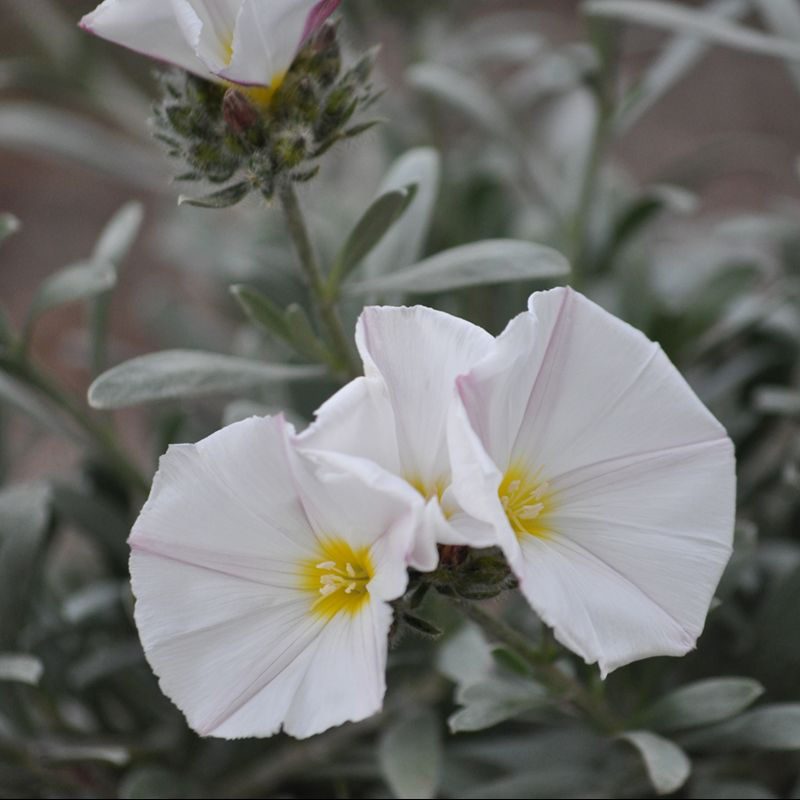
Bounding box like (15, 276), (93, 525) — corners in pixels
(299, 305), (497, 571)
(80, 0), (339, 105)
(448, 287), (736, 675)
(129, 414), (418, 739)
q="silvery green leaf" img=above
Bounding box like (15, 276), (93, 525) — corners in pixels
(0, 213), (19, 243)
(755, 0), (800, 93)
(363, 148), (441, 285)
(284, 304), (331, 362)
(681, 704), (800, 751)
(379, 712), (442, 799)
(61, 581), (125, 625)
(691, 780), (779, 799)
(0, 482), (51, 648)
(448, 677), (547, 733)
(88, 350), (324, 409)
(28, 259), (116, 319)
(437, 624), (494, 688)
(585, 0), (800, 60)
(92, 202), (144, 266)
(619, 730), (691, 795)
(616, 0), (751, 131)
(752, 565), (800, 696)
(347, 240), (569, 296)
(642, 677), (765, 732)
(406, 63), (515, 141)
(119, 766), (186, 799)
(178, 182), (250, 208)
(0, 653), (43, 685)
(753, 386), (800, 416)
(330, 184), (417, 289)
(230, 284), (291, 341)
(41, 741), (130, 766)
(0, 103), (162, 189)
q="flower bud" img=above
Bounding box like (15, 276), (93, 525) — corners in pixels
(223, 88), (259, 135)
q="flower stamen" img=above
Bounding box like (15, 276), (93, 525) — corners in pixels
(301, 540), (374, 619)
(498, 466), (555, 540)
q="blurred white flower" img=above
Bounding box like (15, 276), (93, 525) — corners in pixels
(448, 287), (736, 675)
(129, 414), (418, 739)
(299, 305), (498, 571)
(80, 0), (339, 103)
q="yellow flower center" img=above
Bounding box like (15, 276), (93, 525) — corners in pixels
(221, 34), (286, 108)
(407, 475), (446, 503)
(498, 464), (555, 540)
(406, 474), (454, 519)
(300, 539), (374, 619)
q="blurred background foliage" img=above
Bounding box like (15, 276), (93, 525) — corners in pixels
(1, 0), (800, 797)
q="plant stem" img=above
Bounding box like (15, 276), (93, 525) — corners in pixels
(460, 601), (620, 733)
(277, 181), (360, 380)
(0, 353), (149, 494)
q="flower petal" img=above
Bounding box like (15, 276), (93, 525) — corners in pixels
(130, 414), (414, 738)
(516, 287), (729, 474)
(356, 305), (494, 486)
(283, 601), (392, 738)
(80, 0), (208, 78)
(299, 377), (403, 476)
(131, 548), (322, 737)
(172, 0), (242, 75)
(130, 416), (319, 571)
(517, 437), (734, 675)
(219, 0), (319, 86)
(295, 446), (420, 598)
(451, 287), (736, 673)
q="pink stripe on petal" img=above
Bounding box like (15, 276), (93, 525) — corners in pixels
(302, 0), (341, 41)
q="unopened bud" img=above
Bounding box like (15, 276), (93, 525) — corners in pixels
(223, 88), (258, 135)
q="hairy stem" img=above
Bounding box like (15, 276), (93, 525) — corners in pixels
(278, 181), (360, 380)
(460, 601), (620, 733)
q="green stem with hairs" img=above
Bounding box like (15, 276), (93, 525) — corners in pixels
(277, 181), (360, 380)
(460, 600), (620, 733)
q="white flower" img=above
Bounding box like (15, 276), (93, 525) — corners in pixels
(448, 287), (736, 675)
(299, 305), (497, 571)
(129, 414), (419, 739)
(80, 0), (339, 102)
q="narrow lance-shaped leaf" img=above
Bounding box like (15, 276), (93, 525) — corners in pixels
(616, 0), (751, 132)
(89, 202), (145, 376)
(230, 284), (291, 341)
(346, 240), (570, 296)
(92, 201), (144, 265)
(328, 184), (417, 293)
(284, 304), (332, 363)
(0, 103), (162, 189)
(0, 213), (20, 244)
(88, 350), (324, 409)
(0, 482), (51, 648)
(680, 704), (800, 752)
(0, 653), (44, 685)
(379, 712), (443, 800)
(364, 147), (441, 278)
(178, 182), (250, 209)
(641, 677), (765, 733)
(27, 259), (117, 321)
(585, 0), (800, 61)
(755, 0), (800, 94)
(448, 676), (547, 733)
(619, 731), (691, 795)
(406, 63), (515, 141)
